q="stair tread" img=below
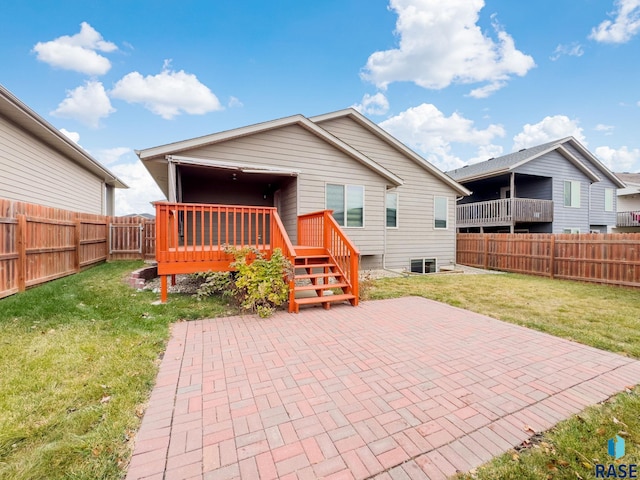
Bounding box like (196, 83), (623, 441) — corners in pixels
(295, 293), (356, 305)
(295, 283), (349, 291)
(295, 272), (344, 279)
(294, 263), (336, 269)
(295, 255), (330, 260)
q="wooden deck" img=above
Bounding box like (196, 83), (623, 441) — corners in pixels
(617, 211), (640, 228)
(457, 198), (554, 228)
(154, 202), (359, 312)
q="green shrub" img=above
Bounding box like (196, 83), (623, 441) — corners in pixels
(194, 247), (293, 318)
(192, 271), (233, 301)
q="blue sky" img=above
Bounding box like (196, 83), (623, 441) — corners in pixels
(2, 0), (639, 214)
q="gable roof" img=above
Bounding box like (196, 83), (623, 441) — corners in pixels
(137, 113), (404, 186)
(616, 172), (640, 186)
(310, 108), (470, 196)
(447, 137), (625, 188)
(0, 84), (127, 188)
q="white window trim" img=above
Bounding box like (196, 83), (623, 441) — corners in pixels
(564, 180), (581, 208)
(386, 190), (399, 229)
(410, 258), (437, 274)
(604, 188), (614, 212)
(325, 183), (365, 229)
(434, 195), (448, 230)
(563, 228), (581, 234)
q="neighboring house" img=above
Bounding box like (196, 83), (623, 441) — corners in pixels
(124, 213), (155, 220)
(0, 85), (126, 215)
(447, 137), (625, 234)
(614, 172), (640, 231)
(137, 108), (470, 273)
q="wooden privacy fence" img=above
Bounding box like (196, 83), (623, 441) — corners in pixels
(0, 198), (156, 299)
(457, 233), (640, 288)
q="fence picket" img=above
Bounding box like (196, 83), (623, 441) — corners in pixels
(457, 233), (640, 288)
(0, 198), (157, 299)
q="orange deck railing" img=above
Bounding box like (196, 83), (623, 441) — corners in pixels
(298, 210), (360, 303)
(154, 202), (296, 301)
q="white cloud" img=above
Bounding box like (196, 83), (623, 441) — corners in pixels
(550, 42), (584, 61)
(110, 61), (223, 119)
(379, 103), (505, 170)
(467, 81), (507, 99)
(59, 128), (80, 143)
(466, 143), (505, 165)
(32, 22), (117, 75)
(595, 124), (615, 135)
(594, 145), (640, 171)
(110, 161), (166, 215)
(228, 96), (244, 108)
(93, 147), (132, 165)
(51, 81), (115, 127)
(513, 115), (586, 150)
(362, 0), (535, 96)
(352, 92), (390, 115)
(590, 0), (640, 43)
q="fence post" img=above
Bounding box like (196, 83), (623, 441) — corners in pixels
(549, 235), (555, 279)
(74, 216), (81, 272)
(16, 214), (27, 292)
(106, 217), (112, 261)
(483, 235), (489, 270)
(140, 220), (146, 260)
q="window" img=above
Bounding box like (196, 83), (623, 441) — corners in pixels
(326, 184), (364, 227)
(605, 188), (614, 212)
(434, 196), (448, 229)
(410, 258), (437, 274)
(386, 191), (398, 228)
(564, 181), (581, 207)
(563, 228), (580, 234)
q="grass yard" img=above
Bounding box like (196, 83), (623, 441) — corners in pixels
(0, 261), (234, 480)
(1, 264), (639, 480)
(370, 273), (640, 480)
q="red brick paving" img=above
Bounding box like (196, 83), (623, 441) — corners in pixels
(125, 297), (640, 479)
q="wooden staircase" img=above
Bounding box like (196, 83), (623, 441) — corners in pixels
(290, 246), (357, 313)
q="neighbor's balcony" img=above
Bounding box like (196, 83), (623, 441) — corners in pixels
(457, 198), (554, 228)
(616, 211), (640, 228)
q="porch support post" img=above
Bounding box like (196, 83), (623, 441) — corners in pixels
(167, 157), (177, 203)
(510, 172), (515, 234)
(161, 275), (168, 303)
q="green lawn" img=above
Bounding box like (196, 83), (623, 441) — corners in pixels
(369, 273), (640, 480)
(0, 261), (234, 480)
(1, 265), (639, 479)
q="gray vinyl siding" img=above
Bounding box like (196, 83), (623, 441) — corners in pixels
(317, 117), (459, 271)
(178, 124), (387, 254)
(514, 175), (552, 200)
(0, 114), (103, 213)
(516, 151), (591, 233)
(278, 178), (298, 244)
(589, 180), (617, 227)
(563, 143), (618, 228)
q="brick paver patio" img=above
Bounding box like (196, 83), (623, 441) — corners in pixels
(126, 297), (640, 480)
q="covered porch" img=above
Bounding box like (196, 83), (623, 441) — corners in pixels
(154, 202), (359, 313)
(456, 172), (554, 232)
(457, 198), (554, 230)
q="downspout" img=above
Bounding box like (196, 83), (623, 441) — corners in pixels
(383, 187), (387, 270)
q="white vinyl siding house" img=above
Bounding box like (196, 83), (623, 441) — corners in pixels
(0, 85), (126, 214)
(138, 109), (470, 272)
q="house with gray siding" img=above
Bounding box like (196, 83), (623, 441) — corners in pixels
(614, 172), (640, 231)
(0, 84), (126, 215)
(447, 137), (625, 234)
(137, 108), (470, 273)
